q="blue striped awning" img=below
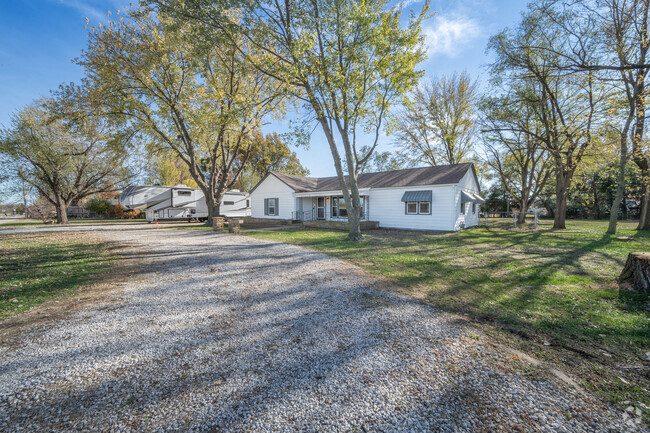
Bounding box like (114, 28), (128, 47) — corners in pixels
(401, 190), (432, 202)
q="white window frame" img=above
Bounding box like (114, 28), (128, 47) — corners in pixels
(406, 202), (418, 215)
(267, 198), (277, 216)
(406, 201), (431, 215)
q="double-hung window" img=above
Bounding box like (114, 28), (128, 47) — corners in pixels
(402, 190), (432, 215)
(406, 201), (431, 215)
(265, 198), (278, 216)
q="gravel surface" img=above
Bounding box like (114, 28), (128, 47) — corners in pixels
(0, 224), (645, 432)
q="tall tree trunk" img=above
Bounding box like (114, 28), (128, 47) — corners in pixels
(608, 133), (629, 234)
(554, 193), (567, 229)
(212, 186), (228, 224)
(204, 193), (217, 226)
(638, 168), (650, 230)
(554, 174), (571, 229)
(634, 72), (648, 229)
(55, 196), (69, 224)
(316, 115), (363, 241)
(517, 198), (528, 224)
(347, 206), (361, 241)
(346, 173), (362, 242)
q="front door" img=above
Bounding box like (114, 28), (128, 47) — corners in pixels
(317, 197), (325, 219)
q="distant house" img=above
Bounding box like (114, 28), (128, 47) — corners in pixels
(249, 163), (484, 231)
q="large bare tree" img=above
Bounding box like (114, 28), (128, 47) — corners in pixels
(481, 86), (552, 224)
(395, 72), (478, 166)
(523, 0), (649, 232)
(0, 99), (131, 224)
(488, 9), (607, 229)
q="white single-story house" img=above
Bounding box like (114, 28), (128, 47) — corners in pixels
(249, 163), (485, 231)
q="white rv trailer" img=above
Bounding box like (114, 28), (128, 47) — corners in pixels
(119, 185), (250, 222)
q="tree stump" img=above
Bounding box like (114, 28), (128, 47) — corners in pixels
(212, 217), (225, 232)
(229, 218), (241, 234)
(618, 252), (650, 294)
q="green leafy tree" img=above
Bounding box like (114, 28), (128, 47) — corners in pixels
(149, 0), (428, 240)
(247, 132), (309, 179)
(0, 99), (131, 224)
(236, 131), (309, 191)
(146, 150), (199, 188)
(77, 9), (285, 221)
(85, 198), (113, 215)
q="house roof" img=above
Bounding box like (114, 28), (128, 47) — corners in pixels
(259, 163), (477, 193)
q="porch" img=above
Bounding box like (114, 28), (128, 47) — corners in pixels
(291, 193), (370, 223)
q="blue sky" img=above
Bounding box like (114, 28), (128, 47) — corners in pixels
(0, 0), (529, 178)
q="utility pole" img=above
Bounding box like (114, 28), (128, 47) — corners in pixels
(21, 175), (28, 218)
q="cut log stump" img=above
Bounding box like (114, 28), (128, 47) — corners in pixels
(618, 252), (650, 293)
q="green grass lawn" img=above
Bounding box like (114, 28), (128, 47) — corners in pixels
(0, 218), (147, 228)
(245, 219), (650, 416)
(0, 232), (115, 318)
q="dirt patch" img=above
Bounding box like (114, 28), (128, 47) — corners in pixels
(0, 240), (150, 348)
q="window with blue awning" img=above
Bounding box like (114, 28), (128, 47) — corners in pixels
(401, 190), (432, 202)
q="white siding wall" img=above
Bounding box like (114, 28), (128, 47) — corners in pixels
(250, 175), (296, 219)
(368, 185), (456, 231)
(454, 170), (481, 230)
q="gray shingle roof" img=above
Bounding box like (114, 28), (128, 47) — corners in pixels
(267, 163), (476, 193)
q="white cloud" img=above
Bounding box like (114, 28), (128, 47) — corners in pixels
(424, 16), (482, 58)
(397, 0), (421, 9)
(50, 0), (118, 21)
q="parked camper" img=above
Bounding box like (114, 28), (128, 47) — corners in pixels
(119, 185), (250, 222)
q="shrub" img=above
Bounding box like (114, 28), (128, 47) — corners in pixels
(122, 209), (142, 219)
(28, 198), (55, 223)
(107, 203), (125, 218)
(86, 198), (113, 215)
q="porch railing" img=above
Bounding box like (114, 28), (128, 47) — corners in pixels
(292, 210), (315, 221)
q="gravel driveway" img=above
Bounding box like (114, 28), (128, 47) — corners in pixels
(0, 224), (644, 432)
